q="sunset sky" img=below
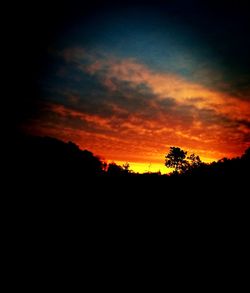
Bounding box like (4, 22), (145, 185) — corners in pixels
(19, 0), (250, 173)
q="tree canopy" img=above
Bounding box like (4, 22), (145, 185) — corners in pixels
(165, 147), (188, 173)
(165, 147), (202, 174)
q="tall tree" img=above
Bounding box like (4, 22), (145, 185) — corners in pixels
(165, 147), (188, 173)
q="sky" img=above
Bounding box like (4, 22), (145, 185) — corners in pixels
(18, 0), (250, 173)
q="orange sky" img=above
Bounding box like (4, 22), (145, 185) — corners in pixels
(23, 48), (250, 173)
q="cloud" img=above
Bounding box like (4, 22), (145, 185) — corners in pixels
(61, 47), (250, 118)
(24, 47), (250, 170)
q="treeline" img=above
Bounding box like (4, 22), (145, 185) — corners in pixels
(13, 134), (130, 178)
(13, 134), (250, 180)
(165, 146), (250, 179)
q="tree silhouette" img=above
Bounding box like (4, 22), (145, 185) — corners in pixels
(165, 147), (188, 173)
(107, 162), (124, 176)
(14, 133), (249, 182)
(122, 162), (130, 174)
(107, 162), (131, 176)
(242, 147), (250, 161)
(187, 153), (202, 168)
(15, 135), (105, 178)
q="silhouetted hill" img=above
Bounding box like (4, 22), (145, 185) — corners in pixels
(11, 133), (249, 197)
(9, 133), (249, 257)
(14, 134), (104, 178)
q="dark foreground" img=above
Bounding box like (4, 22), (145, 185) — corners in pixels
(12, 133), (249, 186)
(7, 133), (248, 278)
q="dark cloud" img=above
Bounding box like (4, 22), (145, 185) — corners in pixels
(40, 55), (250, 141)
(236, 119), (250, 130)
(18, 0), (250, 166)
